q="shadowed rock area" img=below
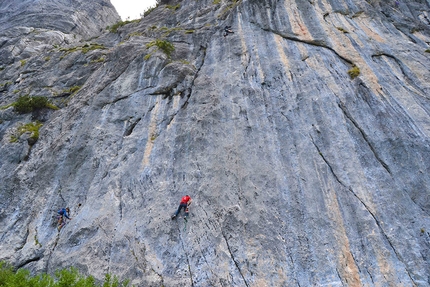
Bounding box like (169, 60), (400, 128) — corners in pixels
(0, 0), (429, 286)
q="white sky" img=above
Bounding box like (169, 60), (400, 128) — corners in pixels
(110, 0), (157, 20)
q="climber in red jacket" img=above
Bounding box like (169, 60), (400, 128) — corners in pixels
(171, 195), (192, 220)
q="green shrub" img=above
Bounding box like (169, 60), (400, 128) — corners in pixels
(108, 19), (140, 33)
(0, 81), (12, 88)
(347, 66), (360, 79)
(146, 39), (175, 57)
(20, 59), (27, 66)
(60, 44), (105, 55)
(13, 95), (56, 113)
(425, 49), (430, 53)
(62, 86), (81, 95)
(82, 44), (105, 54)
(91, 56), (106, 63)
(143, 5), (157, 17)
(166, 4), (180, 10)
(11, 121), (43, 144)
(213, 0), (221, 4)
(0, 262), (131, 287)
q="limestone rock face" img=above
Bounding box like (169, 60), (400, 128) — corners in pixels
(0, 0), (429, 286)
(0, 0), (120, 38)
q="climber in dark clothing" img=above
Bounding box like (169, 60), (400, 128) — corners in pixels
(223, 26), (234, 37)
(57, 207), (71, 231)
(171, 195), (192, 220)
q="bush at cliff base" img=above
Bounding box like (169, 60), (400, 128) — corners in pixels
(0, 261), (130, 287)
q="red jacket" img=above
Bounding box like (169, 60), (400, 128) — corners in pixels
(180, 195), (191, 205)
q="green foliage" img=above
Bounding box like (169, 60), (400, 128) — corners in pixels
(425, 49), (430, 53)
(1, 103), (14, 111)
(143, 54), (152, 60)
(103, 273), (130, 287)
(62, 86), (81, 95)
(218, 0), (240, 18)
(0, 262), (131, 287)
(336, 27), (348, 33)
(82, 44), (105, 54)
(20, 59), (27, 66)
(143, 5), (157, 17)
(347, 66), (360, 79)
(126, 32), (143, 39)
(108, 19), (140, 33)
(146, 39), (175, 57)
(11, 121), (43, 143)
(13, 95), (58, 113)
(45, 56), (51, 61)
(91, 56), (106, 63)
(166, 4), (180, 10)
(0, 81), (12, 88)
(185, 30), (195, 34)
(213, 0), (221, 4)
(60, 44), (106, 55)
(34, 234), (42, 247)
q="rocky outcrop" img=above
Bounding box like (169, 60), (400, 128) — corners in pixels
(0, 0), (120, 38)
(0, 0), (429, 286)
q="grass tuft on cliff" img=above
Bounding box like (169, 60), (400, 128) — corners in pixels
(12, 95), (58, 114)
(348, 66), (360, 79)
(0, 261), (131, 287)
(10, 121), (43, 144)
(107, 19), (140, 33)
(146, 39), (175, 58)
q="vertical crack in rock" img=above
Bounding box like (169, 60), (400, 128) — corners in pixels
(178, 225), (194, 287)
(310, 135), (346, 187)
(14, 226), (30, 252)
(337, 102), (392, 175)
(164, 45), (207, 127)
(310, 134), (415, 284)
(347, 186), (417, 286)
(45, 233), (61, 273)
(118, 189), (123, 221)
(57, 186), (67, 205)
(221, 231), (250, 287)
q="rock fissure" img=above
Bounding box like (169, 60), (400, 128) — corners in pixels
(310, 132), (411, 281)
(14, 226), (30, 252)
(346, 187), (409, 279)
(178, 224), (195, 287)
(16, 256), (42, 270)
(254, 23), (354, 65)
(0, 0), (429, 285)
(221, 231), (250, 287)
(309, 134), (346, 187)
(337, 102), (392, 175)
(372, 53), (427, 98)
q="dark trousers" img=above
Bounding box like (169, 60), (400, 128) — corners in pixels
(175, 203), (189, 217)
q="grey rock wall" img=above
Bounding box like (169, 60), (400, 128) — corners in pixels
(0, 0), (120, 38)
(0, 0), (429, 286)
